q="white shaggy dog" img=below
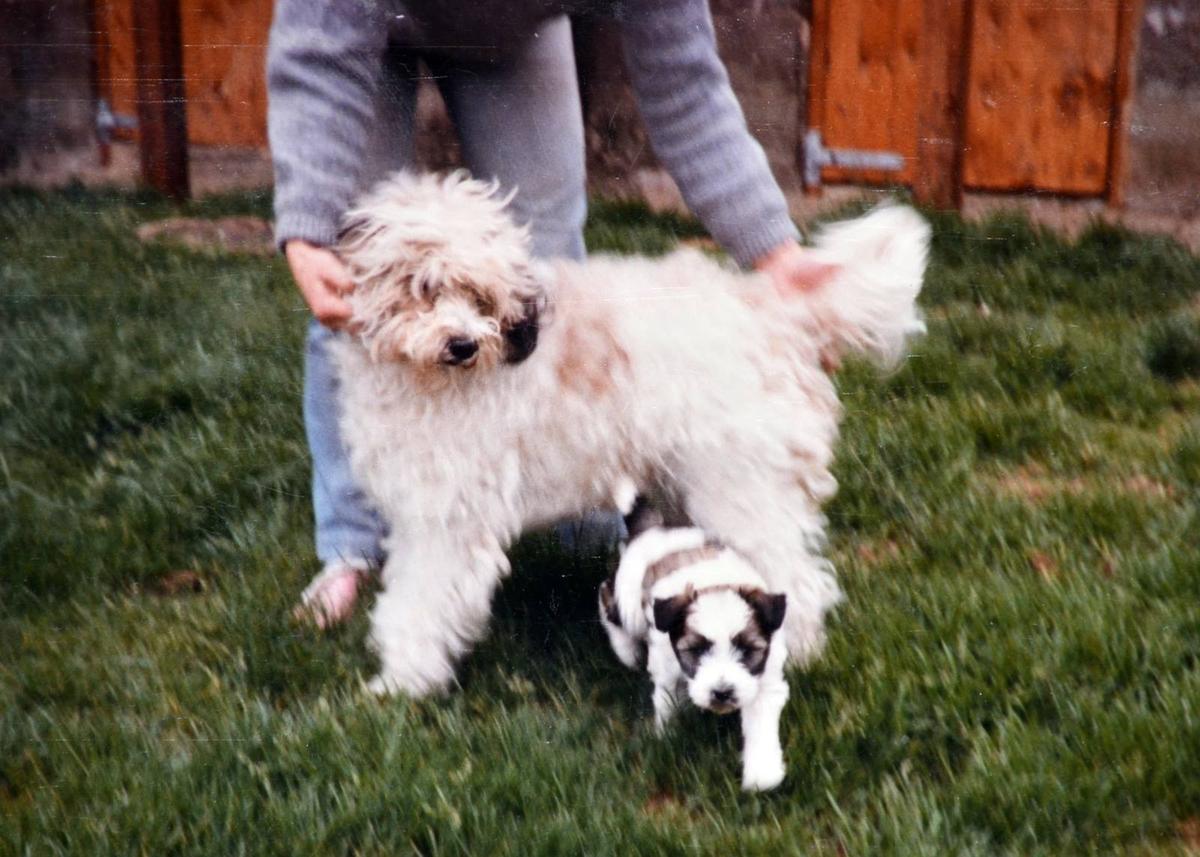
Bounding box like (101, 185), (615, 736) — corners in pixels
(331, 171), (928, 698)
(599, 495), (791, 791)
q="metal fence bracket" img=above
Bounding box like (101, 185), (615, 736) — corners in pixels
(802, 128), (906, 190)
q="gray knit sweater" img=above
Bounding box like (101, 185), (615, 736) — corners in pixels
(267, 0), (798, 267)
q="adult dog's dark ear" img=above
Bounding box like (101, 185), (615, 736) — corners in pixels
(503, 297), (541, 364)
(740, 588), (787, 635)
(653, 589), (695, 637)
(336, 213), (372, 249)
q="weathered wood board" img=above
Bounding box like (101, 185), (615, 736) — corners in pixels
(964, 0), (1121, 194)
(809, 0), (1133, 198)
(809, 0), (924, 185)
(95, 0), (270, 148)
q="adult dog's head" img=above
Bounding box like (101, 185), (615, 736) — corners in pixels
(339, 171), (545, 375)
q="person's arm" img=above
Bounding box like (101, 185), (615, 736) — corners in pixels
(618, 0), (825, 288)
(268, 0), (387, 248)
(268, 0), (388, 325)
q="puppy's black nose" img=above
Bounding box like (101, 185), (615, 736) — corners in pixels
(711, 686), (736, 706)
(446, 338), (479, 364)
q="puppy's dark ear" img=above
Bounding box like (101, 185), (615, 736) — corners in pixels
(653, 591), (694, 636)
(503, 298), (540, 365)
(741, 589), (787, 635)
(599, 576), (621, 627)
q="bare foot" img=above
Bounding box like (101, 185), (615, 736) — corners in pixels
(294, 562), (369, 628)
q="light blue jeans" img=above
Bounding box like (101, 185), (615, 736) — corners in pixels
(305, 16), (591, 567)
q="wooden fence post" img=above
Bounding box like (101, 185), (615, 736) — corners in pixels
(800, 0), (830, 194)
(913, 0), (974, 210)
(1106, 0), (1144, 208)
(132, 0), (189, 199)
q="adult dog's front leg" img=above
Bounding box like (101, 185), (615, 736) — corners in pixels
(740, 676), (788, 791)
(367, 532), (507, 698)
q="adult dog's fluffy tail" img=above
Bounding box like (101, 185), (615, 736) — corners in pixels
(794, 204), (930, 368)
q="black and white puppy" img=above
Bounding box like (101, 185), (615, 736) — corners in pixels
(599, 496), (790, 791)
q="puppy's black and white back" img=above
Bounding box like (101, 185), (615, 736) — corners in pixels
(598, 509), (786, 713)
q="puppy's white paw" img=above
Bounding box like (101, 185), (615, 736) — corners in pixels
(741, 754), (785, 792)
(365, 667), (451, 699)
(366, 674), (397, 697)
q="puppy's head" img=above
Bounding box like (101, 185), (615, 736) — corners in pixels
(338, 171), (546, 375)
(654, 585), (786, 714)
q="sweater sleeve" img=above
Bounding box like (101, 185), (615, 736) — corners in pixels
(618, 0), (799, 267)
(267, 0), (390, 249)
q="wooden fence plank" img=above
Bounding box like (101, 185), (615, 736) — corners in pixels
(963, 0), (1120, 194)
(913, 0), (973, 210)
(1106, 0), (1145, 206)
(809, 0), (923, 186)
(180, 0), (270, 147)
(132, 0), (190, 198)
(95, 0), (270, 149)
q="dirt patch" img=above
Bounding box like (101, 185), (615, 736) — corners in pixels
(136, 216), (274, 256)
(642, 790), (696, 823)
(145, 569), (206, 596)
(854, 539), (904, 569)
(992, 464), (1176, 503)
(1176, 817), (1200, 851)
(995, 465), (1088, 502)
(963, 194), (1200, 254)
(1027, 550), (1060, 581)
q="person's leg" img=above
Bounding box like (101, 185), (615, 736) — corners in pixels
(435, 17), (622, 553)
(305, 320), (389, 569)
(297, 47), (420, 625)
(434, 15), (588, 262)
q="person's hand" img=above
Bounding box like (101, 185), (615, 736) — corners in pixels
(755, 239), (843, 372)
(753, 240), (836, 295)
(285, 240), (356, 329)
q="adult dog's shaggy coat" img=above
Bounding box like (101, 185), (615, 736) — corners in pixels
(332, 172), (928, 696)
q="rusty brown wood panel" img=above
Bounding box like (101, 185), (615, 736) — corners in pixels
(913, 0), (974, 210)
(811, 0), (923, 185)
(180, 0), (270, 147)
(94, 0), (270, 148)
(1106, 0), (1145, 205)
(964, 0), (1121, 194)
(95, 0), (137, 121)
(133, 0), (190, 197)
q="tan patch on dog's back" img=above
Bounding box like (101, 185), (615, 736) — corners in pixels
(554, 307), (631, 397)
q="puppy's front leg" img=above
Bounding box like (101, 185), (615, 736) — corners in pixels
(740, 675), (788, 791)
(648, 635), (683, 734)
(652, 681), (684, 734)
(367, 532), (507, 698)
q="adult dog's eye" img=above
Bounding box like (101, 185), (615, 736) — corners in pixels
(473, 294), (495, 314)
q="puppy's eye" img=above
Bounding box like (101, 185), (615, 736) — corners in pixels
(473, 294), (496, 315)
(733, 635), (769, 675)
(683, 642), (711, 658)
(738, 644), (764, 660)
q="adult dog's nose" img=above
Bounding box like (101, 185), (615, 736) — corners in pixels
(445, 338), (479, 364)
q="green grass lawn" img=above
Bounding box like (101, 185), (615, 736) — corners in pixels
(3, 186), (1200, 855)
